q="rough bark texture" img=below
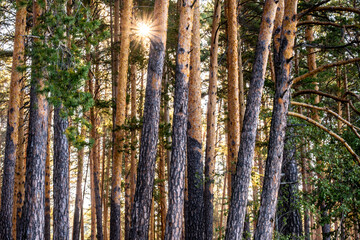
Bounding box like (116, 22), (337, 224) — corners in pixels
(73, 126), (85, 240)
(17, 2), (48, 239)
(53, 106), (70, 240)
(129, 0), (169, 239)
(254, 0), (298, 238)
(204, 1), (221, 239)
(110, 0), (132, 238)
(13, 81), (26, 240)
(130, 64), (137, 222)
(185, 0), (204, 239)
(226, 0), (240, 197)
(45, 108), (52, 240)
(165, 1), (193, 239)
(276, 125), (303, 238)
(0, 1), (26, 239)
(225, 0), (279, 238)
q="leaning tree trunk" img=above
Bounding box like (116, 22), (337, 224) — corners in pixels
(110, 0), (132, 238)
(129, 0), (169, 239)
(253, 0), (298, 238)
(73, 125), (85, 240)
(276, 124), (303, 238)
(18, 2), (49, 239)
(53, 106), (70, 240)
(185, 0), (204, 239)
(0, 1), (26, 239)
(226, 0), (240, 198)
(204, 1), (221, 239)
(225, 0), (279, 238)
(164, 0), (193, 239)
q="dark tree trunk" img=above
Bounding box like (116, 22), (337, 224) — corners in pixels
(164, 1), (193, 239)
(73, 126), (84, 240)
(45, 108), (52, 240)
(0, 1), (26, 239)
(276, 124), (303, 238)
(129, 0), (169, 239)
(185, 1), (204, 239)
(253, 0), (298, 238)
(53, 106), (70, 240)
(225, 0), (279, 238)
(17, 2), (48, 239)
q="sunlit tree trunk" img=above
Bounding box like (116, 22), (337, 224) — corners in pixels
(130, 0), (169, 238)
(185, 0), (204, 239)
(13, 81), (26, 240)
(165, 1), (193, 238)
(254, 0), (298, 238)
(130, 64), (137, 219)
(125, 97), (131, 240)
(18, 1), (49, 239)
(225, 0), (279, 237)
(0, 1), (26, 238)
(204, 1), (221, 239)
(110, 0), (132, 238)
(226, 0), (240, 198)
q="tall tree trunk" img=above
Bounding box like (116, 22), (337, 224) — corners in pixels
(110, 0), (132, 238)
(225, 0), (279, 238)
(185, 0), (204, 239)
(204, 1), (221, 239)
(254, 0), (298, 238)
(125, 98), (131, 240)
(18, 2), (48, 239)
(0, 1), (26, 239)
(226, 0), (240, 198)
(165, 1), (193, 239)
(276, 124), (303, 237)
(53, 106), (70, 240)
(45, 108), (52, 240)
(13, 81), (26, 240)
(130, 64), (137, 220)
(73, 126), (85, 240)
(130, 0), (169, 238)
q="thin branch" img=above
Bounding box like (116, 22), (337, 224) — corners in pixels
(292, 58), (360, 84)
(292, 89), (349, 102)
(288, 111), (360, 165)
(297, 21), (360, 29)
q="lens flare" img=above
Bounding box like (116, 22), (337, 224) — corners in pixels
(137, 22), (151, 38)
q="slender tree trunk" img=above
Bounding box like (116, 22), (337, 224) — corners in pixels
(18, 2), (48, 239)
(73, 126), (85, 240)
(204, 1), (221, 239)
(45, 108), (52, 240)
(110, 0), (132, 238)
(130, 64), (137, 218)
(225, 0), (279, 238)
(0, 1), (26, 239)
(125, 98), (131, 240)
(185, 0), (204, 239)
(165, 1), (193, 239)
(130, 0), (169, 238)
(103, 131), (111, 240)
(13, 81), (26, 240)
(226, 0), (240, 198)
(53, 106), (70, 240)
(159, 117), (167, 240)
(276, 124), (303, 237)
(254, 0), (298, 238)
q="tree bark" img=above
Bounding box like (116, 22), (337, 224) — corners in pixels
(185, 0), (204, 239)
(53, 106), (70, 240)
(226, 0), (240, 198)
(130, 0), (169, 239)
(0, 1), (26, 239)
(276, 124), (303, 238)
(45, 108), (52, 240)
(130, 64), (137, 225)
(18, 2), (48, 239)
(165, 1), (193, 239)
(254, 0), (298, 238)
(73, 126), (85, 240)
(204, 1), (221, 239)
(110, 0), (132, 238)
(225, 0), (279, 238)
